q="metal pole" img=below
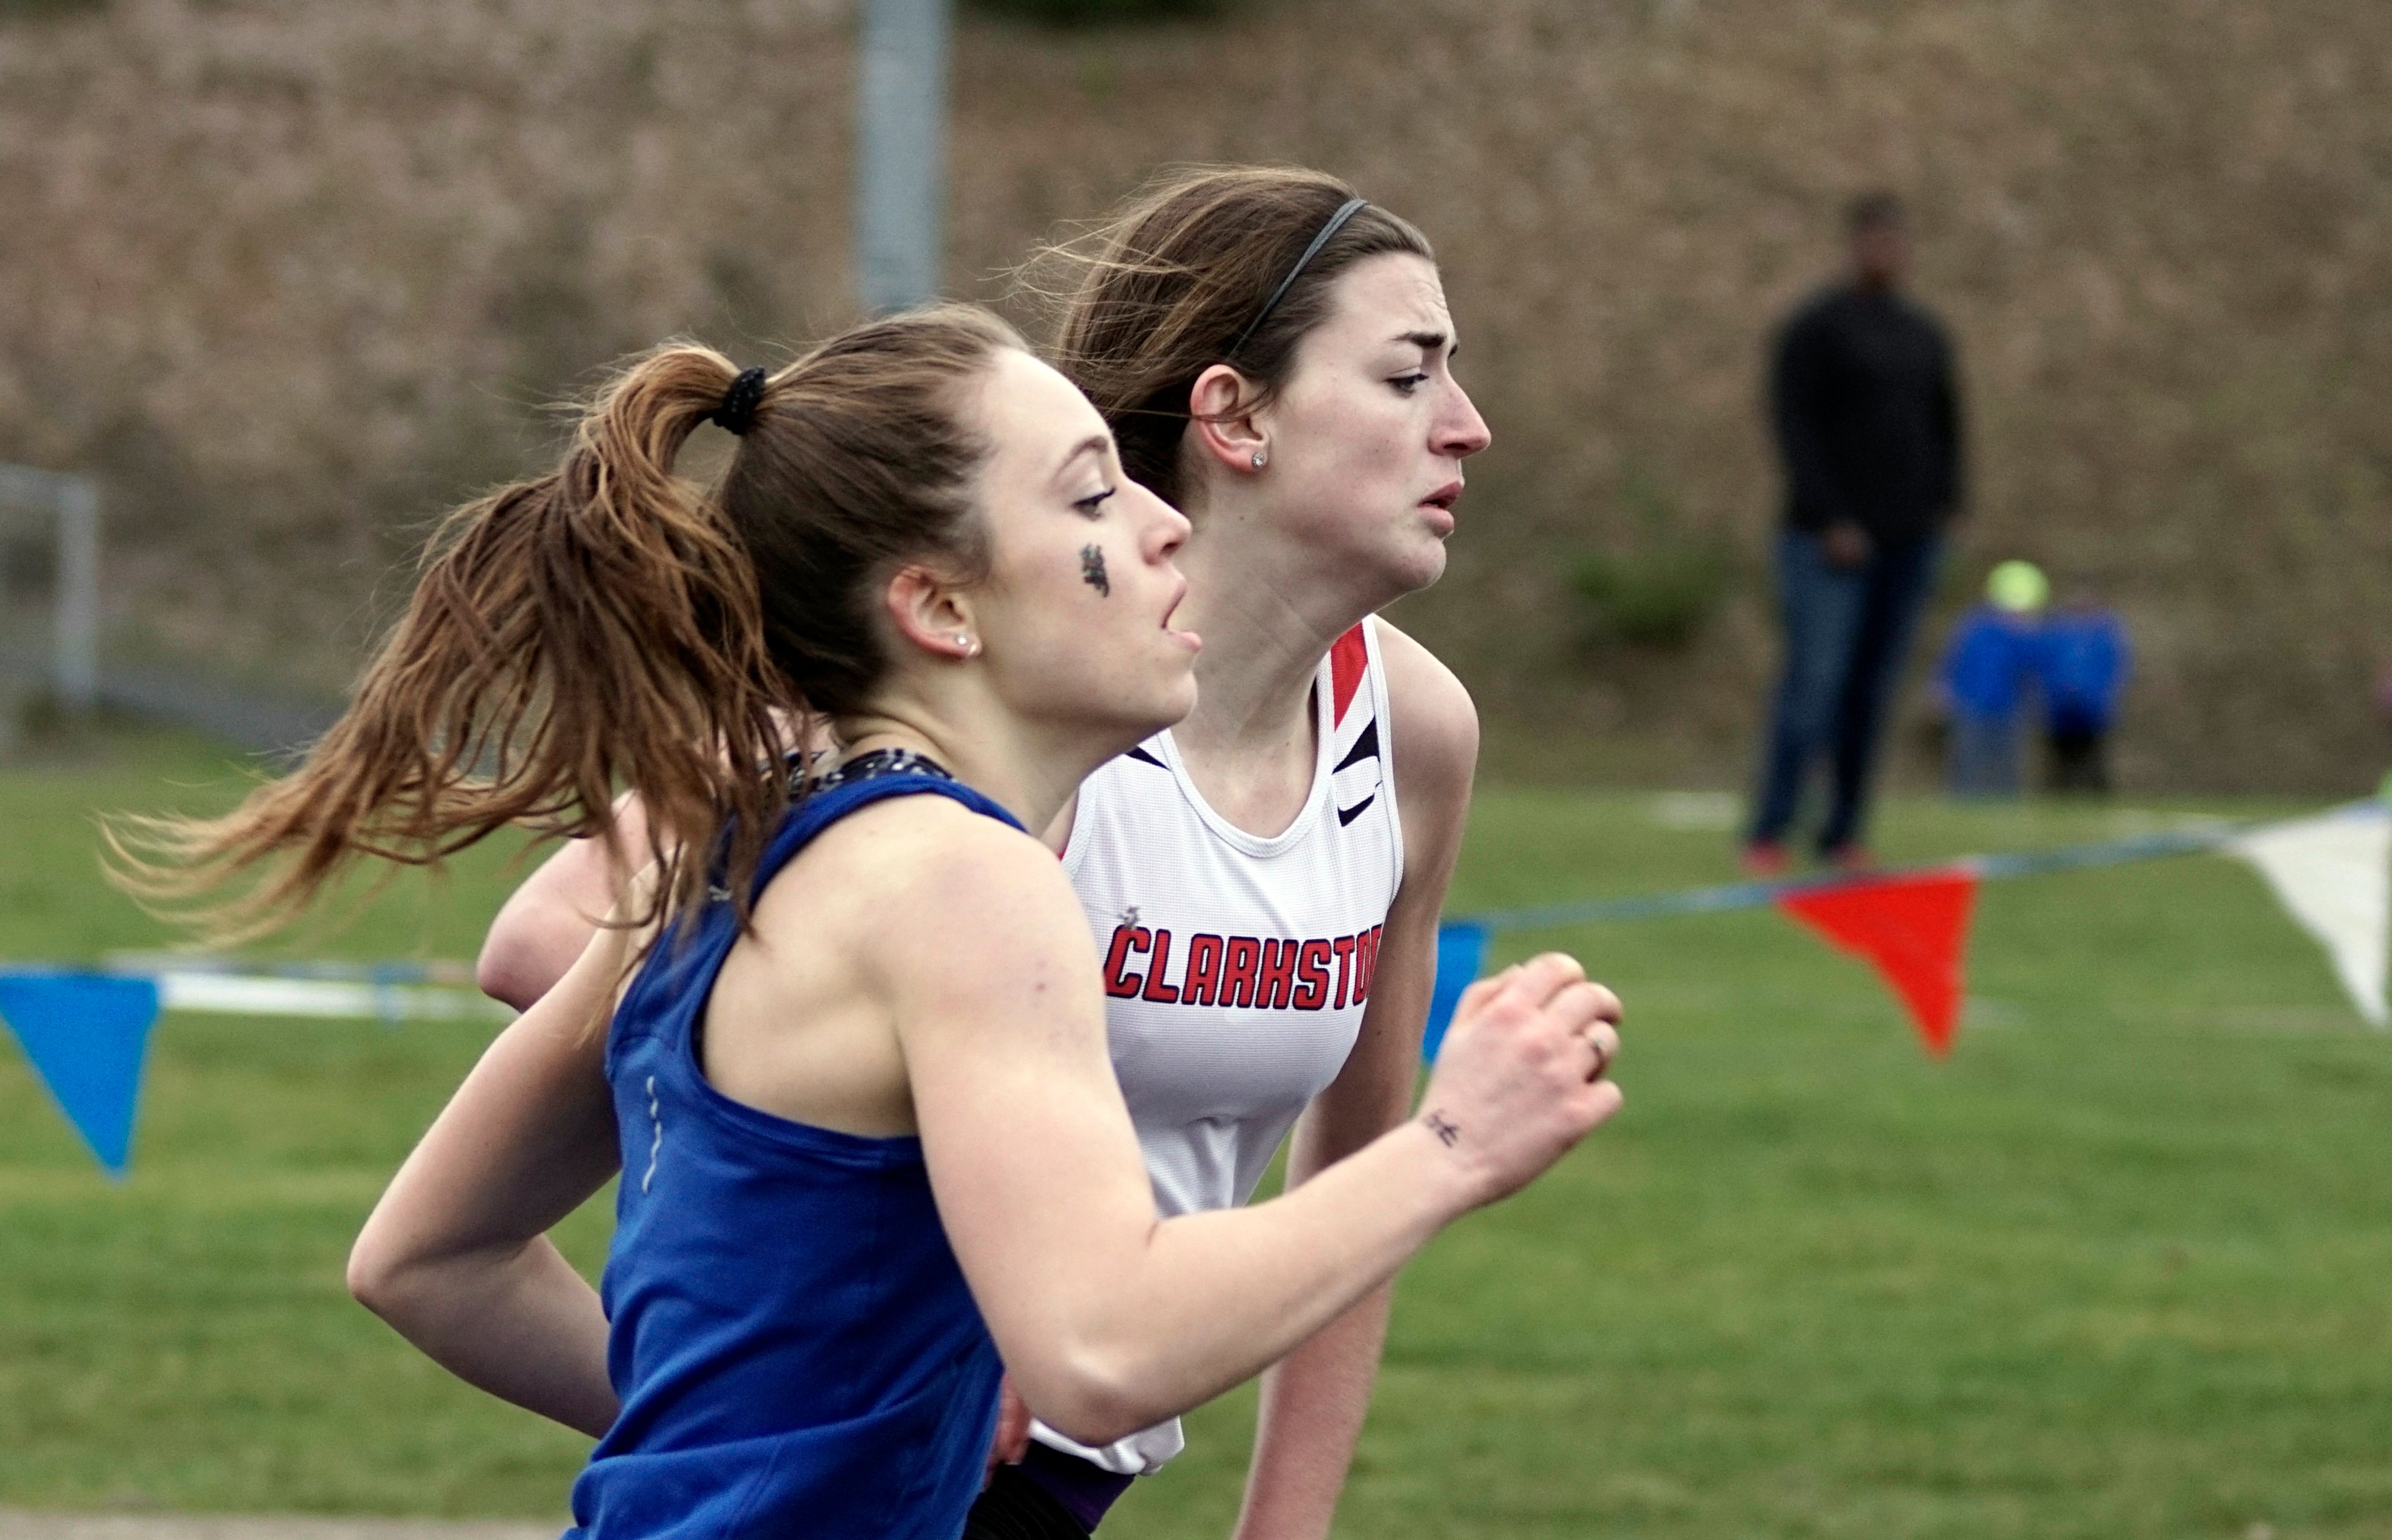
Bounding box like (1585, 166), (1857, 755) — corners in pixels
(853, 0), (951, 315)
(54, 476), (98, 713)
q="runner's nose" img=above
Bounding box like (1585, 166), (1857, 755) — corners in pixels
(1135, 481), (1191, 562)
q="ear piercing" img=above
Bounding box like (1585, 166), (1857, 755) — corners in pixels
(954, 633), (979, 657)
(1250, 449), (1268, 470)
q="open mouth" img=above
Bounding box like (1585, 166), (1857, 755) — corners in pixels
(1160, 577), (1200, 650)
(1421, 481), (1464, 511)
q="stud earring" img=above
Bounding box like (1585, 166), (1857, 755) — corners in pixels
(955, 633), (977, 656)
(1250, 449), (1268, 470)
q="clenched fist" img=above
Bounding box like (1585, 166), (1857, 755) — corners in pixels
(1413, 952), (1623, 1206)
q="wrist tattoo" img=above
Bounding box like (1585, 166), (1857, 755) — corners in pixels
(1421, 1110), (1461, 1148)
(1080, 545), (1110, 597)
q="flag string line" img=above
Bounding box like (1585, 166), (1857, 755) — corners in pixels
(1, 802), (2378, 998)
(0, 965), (506, 1023)
(7, 803), (2377, 1176)
(1453, 799), (2384, 936)
(98, 953), (475, 986)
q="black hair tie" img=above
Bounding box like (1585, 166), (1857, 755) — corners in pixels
(713, 366), (769, 437)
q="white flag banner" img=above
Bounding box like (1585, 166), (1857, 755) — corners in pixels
(2228, 805), (2391, 1028)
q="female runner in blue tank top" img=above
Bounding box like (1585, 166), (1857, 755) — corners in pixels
(473, 171), (1532, 1538)
(123, 305), (1623, 1540)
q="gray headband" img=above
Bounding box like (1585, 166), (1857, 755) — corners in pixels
(1227, 197), (1369, 359)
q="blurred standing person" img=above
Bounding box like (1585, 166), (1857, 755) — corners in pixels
(1745, 192), (1965, 872)
(2038, 582), (2131, 793)
(1937, 560), (2048, 797)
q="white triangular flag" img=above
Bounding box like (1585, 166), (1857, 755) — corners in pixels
(2228, 804), (2391, 1028)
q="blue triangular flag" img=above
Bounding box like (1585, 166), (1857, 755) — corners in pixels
(1421, 922), (1489, 1064)
(0, 971), (161, 1180)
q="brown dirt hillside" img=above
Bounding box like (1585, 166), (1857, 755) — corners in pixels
(3, 0), (2386, 790)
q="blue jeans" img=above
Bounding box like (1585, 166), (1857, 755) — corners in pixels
(1749, 529), (1944, 853)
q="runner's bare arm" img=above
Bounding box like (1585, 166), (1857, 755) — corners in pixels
(478, 712), (831, 1010)
(880, 805), (1618, 1448)
(475, 795), (647, 1011)
(351, 923), (630, 1437)
(1236, 623), (1479, 1540)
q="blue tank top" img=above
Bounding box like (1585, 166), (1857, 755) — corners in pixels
(566, 773), (1019, 1540)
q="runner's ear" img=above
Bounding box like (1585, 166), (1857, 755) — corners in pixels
(882, 563), (980, 663)
(1185, 364), (1269, 475)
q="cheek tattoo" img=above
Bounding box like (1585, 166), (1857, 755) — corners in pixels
(1080, 544), (1110, 597)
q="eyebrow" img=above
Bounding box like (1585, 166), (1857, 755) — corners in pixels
(1053, 433), (1111, 481)
(1395, 328), (1452, 354)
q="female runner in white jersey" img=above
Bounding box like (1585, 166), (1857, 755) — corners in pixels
(477, 169), (1554, 1538)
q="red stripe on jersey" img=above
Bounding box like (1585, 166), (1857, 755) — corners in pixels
(1329, 623), (1369, 726)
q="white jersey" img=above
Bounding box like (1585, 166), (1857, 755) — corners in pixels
(1033, 618), (1407, 1475)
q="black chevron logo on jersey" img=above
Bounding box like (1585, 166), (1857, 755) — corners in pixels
(1126, 745), (1165, 768)
(1333, 719), (1379, 773)
(1334, 719), (1380, 826)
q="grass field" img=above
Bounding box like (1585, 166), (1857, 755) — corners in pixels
(2, 727), (2387, 1538)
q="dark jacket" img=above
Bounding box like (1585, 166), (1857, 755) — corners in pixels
(1770, 283), (1963, 544)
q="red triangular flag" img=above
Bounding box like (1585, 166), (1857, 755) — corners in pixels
(1777, 868), (1979, 1056)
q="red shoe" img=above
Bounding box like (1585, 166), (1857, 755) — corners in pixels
(1741, 840), (1790, 877)
(1823, 843), (1878, 874)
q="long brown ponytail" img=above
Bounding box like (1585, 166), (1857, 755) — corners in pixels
(114, 305), (1020, 942)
